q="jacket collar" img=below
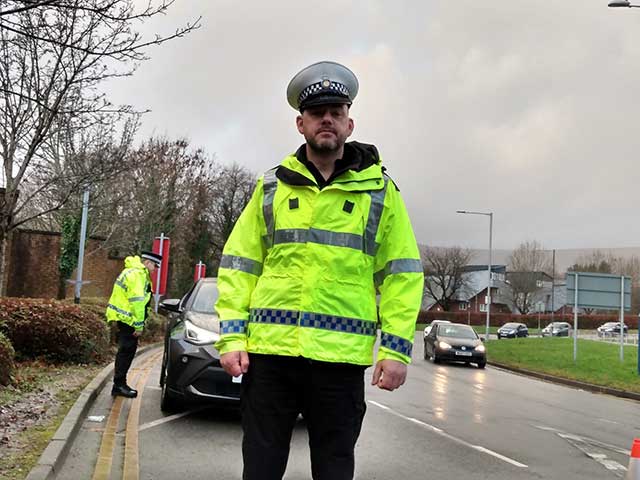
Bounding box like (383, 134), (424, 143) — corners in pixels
(276, 141), (384, 191)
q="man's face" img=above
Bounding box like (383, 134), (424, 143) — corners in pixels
(296, 104), (354, 154)
(143, 260), (156, 274)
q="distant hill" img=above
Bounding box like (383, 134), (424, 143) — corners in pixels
(419, 246), (640, 275)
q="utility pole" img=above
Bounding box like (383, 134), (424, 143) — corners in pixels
(73, 188), (90, 304)
(550, 249), (556, 326)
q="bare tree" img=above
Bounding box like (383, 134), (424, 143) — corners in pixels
(0, 1), (199, 294)
(568, 250), (616, 274)
(208, 164), (256, 267)
(422, 246), (473, 311)
(507, 240), (552, 314)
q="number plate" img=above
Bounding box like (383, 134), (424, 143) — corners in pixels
(455, 351), (472, 356)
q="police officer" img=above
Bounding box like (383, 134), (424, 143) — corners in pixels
(215, 61), (424, 480)
(106, 251), (161, 398)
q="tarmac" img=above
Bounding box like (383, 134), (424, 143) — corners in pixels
(24, 343), (640, 480)
(24, 342), (161, 480)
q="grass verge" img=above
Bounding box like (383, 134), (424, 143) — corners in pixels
(0, 362), (105, 480)
(487, 337), (640, 393)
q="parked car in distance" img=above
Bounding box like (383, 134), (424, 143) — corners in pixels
(423, 319), (451, 339)
(158, 278), (240, 412)
(597, 322), (628, 337)
(497, 322), (529, 339)
(423, 322), (486, 368)
(541, 321), (572, 337)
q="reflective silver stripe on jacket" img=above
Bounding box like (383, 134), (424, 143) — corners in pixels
(107, 303), (132, 317)
(262, 168), (278, 248)
(364, 176), (389, 256)
(260, 168), (387, 255)
(249, 308), (376, 336)
(380, 331), (413, 357)
(128, 296), (146, 302)
(273, 228), (363, 251)
(374, 258), (424, 287)
(115, 279), (127, 290)
(220, 255), (263, 276)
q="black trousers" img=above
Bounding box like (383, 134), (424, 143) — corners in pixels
(241, 354), (367, 480)
(113, 322), (138, 387)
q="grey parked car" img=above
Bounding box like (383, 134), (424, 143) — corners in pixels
(597, 322), (628, 337)
(541, 321), (572, 337)
(159, 278), (240, 412)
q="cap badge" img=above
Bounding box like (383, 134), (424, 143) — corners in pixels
(321, 79), (331, 88)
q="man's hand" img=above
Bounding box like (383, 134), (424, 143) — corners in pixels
(220, 351), (250, 377)
(371, 359), (407, 391)
(133, 330), (142, 337)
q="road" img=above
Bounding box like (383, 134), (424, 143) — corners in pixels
(55, 334), (640, 479)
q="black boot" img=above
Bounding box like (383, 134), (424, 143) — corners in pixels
(111, 384), (138, 398)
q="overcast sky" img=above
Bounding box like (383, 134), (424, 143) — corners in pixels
(103, 1), (640, 251)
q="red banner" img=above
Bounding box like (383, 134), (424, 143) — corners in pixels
(151, 236), (170, 295)
(194, 262), (207, 282)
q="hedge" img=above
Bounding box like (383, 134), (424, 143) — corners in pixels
(0, 330), (15, 386)
(74, 297), (165, 343)
(0, 297), (110, 363)
(417, 310), (639, 330)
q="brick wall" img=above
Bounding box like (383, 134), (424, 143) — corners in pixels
(5, 229), (124, 300)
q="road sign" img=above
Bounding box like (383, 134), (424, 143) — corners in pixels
(566, 272), (631, 310)
(566, 272), (632, 364)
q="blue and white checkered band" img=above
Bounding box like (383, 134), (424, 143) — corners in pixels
(380, 332), (413, 357)
(298, 81), (350, 105)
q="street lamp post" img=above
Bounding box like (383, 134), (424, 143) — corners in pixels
(457, 210), (493, 341)
(608, 1), (640, 7)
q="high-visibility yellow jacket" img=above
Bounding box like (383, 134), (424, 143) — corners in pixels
(215, 142), (424, 365)
(106, 256), (152, 331)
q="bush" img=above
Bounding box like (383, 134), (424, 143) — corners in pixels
(0, 331), (15, 386)
(0, 298), (110, 363)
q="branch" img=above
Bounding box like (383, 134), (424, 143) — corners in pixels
(0, 17), (201, 58)
(0, 0), (60, 17)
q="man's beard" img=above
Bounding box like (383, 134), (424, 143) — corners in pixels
(306, 135), (342, 155)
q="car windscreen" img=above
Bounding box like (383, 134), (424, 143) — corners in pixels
(438, 325), (478, 339)
(502, 323), (519, 328)
(190, 282), (219, 313)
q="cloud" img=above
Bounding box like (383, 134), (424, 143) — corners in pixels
(104, 1), (640, 250)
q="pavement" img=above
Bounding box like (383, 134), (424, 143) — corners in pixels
(25, 342), (161, 480)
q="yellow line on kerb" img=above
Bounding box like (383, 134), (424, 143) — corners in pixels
(122, 352), (160, 480)
(91, 350), (161, 480)
(92, 395), (124, 480)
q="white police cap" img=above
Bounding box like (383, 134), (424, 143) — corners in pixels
(287, 61), (359, 111)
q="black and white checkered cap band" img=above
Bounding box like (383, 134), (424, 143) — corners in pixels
(298, 81), (350, 105)
(141, 253), (162, 265)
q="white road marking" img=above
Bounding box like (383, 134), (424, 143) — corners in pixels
(533, 425), (629, 455)
(138, 408), (208, 432)
(472, 446), (529, 468)
(368, 400), (528, 468)
(597, 418), (620, 425)
(534, 427), (630, 477)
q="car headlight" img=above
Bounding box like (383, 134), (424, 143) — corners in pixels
(184, 320), (220, 345)
(475, 344), (486, 353)
(437, 341), (452, 350)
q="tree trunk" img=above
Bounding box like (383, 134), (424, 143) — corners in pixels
(0, 230), (7, 297)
